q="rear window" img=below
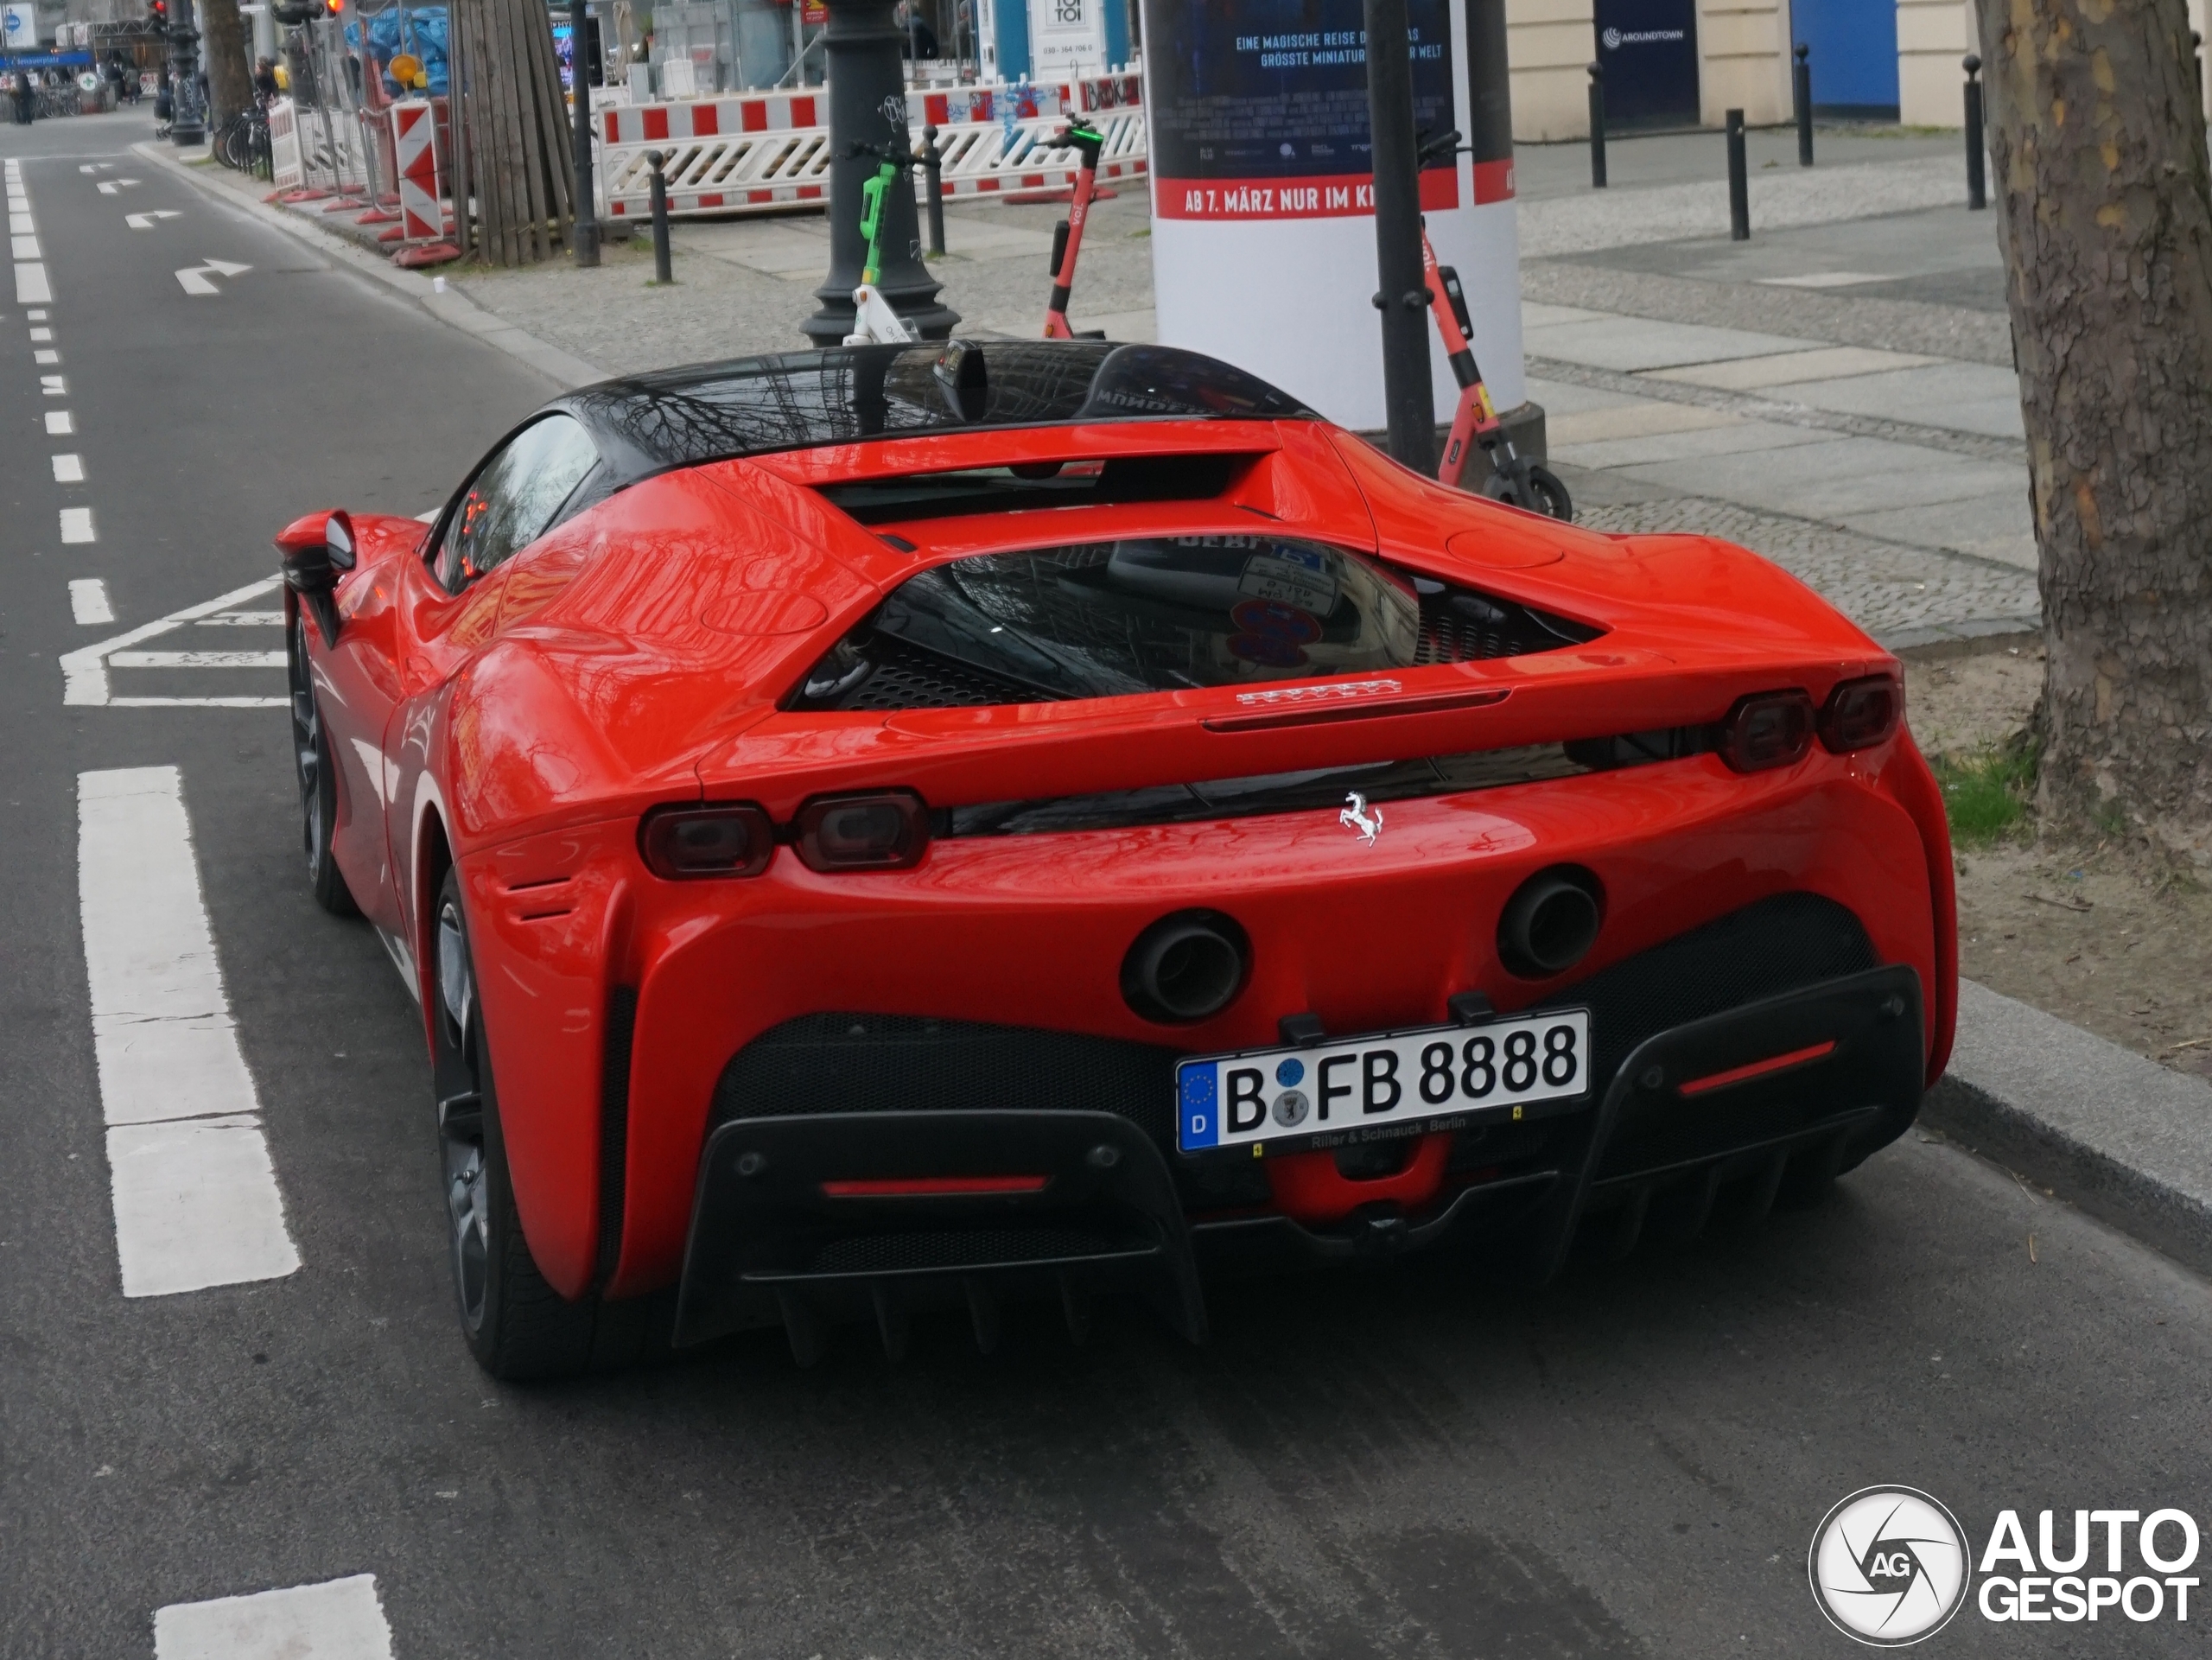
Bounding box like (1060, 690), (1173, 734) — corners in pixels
(791, 536), (1599, 710)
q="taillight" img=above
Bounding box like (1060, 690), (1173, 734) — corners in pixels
(639, 803), (774, 879)
(794, 791), (930, 871)
(1718, 690), (1815, 773)
(1820, 673), (1903, 754)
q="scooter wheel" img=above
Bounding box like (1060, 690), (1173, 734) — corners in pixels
(1526, 463), (1574, 523)
(1481, 462), (1576, 524)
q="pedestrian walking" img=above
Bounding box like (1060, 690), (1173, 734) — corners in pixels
(11, 70), (34, 125)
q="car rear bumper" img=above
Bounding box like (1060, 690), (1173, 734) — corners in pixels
(672, 963), (1923, 1356)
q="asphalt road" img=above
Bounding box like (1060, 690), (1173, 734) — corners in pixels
(5, 111), (2210, 1660)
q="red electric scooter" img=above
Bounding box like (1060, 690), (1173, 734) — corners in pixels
(1418, 130), (1573, 519)
(1044, 119), (1107, 339)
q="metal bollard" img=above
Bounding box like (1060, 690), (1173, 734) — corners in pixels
(1587, 61), (1607, 188)
(1794, 43), (1814, 167)
(647, 149), (674, 283)
(1726, 108), (1750, 239)
(921, 123), (945, 257)
(1962, 57), (1986, 211)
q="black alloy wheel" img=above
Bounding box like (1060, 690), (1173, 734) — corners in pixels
(289, 612), (359, 917)
(429, 868), (671, 1379)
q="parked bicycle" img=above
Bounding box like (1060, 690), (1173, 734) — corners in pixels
(216, 99), (273, 175)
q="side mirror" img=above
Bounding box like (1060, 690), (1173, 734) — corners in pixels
(276, 509), (354, 644)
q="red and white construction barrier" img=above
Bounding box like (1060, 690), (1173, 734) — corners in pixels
(391, 100), (441, 239)
(597, 72), (1146, 222)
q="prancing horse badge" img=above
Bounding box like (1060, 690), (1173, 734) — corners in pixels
(1340, 791), (1382, 845)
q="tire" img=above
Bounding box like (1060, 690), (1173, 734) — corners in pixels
(1481, 461), (1575, 523)
(289, 614), (359, 918)
(431, 868), (671, 1380)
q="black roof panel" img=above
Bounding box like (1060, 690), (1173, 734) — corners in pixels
(556, 340), (1316, 487)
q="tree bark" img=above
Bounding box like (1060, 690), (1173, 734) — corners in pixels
(200, 0), (255, 138)
(1974, 0), (2212, 864)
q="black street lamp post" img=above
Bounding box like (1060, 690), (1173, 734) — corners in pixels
(168, 0), (205, 144)
(802, 0), (956, 346)
(569, 0), (600, 266)
(1363, 0), (1435, 473)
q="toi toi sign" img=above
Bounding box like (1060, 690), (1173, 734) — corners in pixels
(0, 3), (38, 48)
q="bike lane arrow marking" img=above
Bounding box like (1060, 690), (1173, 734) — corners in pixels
(125, 210), (181, 230)
(175, 259), (251, 296)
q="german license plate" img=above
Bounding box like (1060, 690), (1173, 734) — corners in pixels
(1176, 1008), (1592, 1155)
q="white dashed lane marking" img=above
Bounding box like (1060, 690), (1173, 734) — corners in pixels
(154, 1574), (395, 1660)
(70, 580), (113, 625)
(46, 410), (73, 433)
(29, 325), (52, 340)
(11, 162), (48, 302)
(41, 374), (65, 394)
(53, 453), (83, 481)
(34, 347), (58, 364)
(60, 506), (94, 544)
(61, 576), (288, 708)
(110, 652), (287, 670)
(78, 767), (302, 1298)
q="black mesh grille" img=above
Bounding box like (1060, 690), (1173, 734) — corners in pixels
(810, 1228), (1122, 1274)
(713, 1014), (1184, 1142)
(1539, 892), (1878, 1099)
(825, 636), (1044, 711)
(1414, 590), (1594, 665)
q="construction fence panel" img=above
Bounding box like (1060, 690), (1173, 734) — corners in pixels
(597, 72), (1145, 221)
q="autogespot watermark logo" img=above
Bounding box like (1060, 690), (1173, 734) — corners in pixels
(1810, 1491), (2205, 1644)
(1810, 1488), (1971, 1646)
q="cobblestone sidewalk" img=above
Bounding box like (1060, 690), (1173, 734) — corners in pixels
(1574, 496), (2037, 646)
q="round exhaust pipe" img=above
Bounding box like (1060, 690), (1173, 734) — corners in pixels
(1122, 911), (1250, 1024)
(1497, 868), (1604, 979)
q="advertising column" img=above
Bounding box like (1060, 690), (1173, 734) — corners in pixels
(1143, 0), (1522, 433)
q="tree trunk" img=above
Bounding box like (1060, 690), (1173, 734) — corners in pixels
(1975, 0), (2212, 864)
(200, 0), (255, 138)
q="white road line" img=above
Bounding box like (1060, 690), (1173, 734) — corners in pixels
(29, 325), (52, 340)
(9, 233), (37, 259)
(61, 574), (282, 705)
(27, 306), (44, 319)
(60, 506), (94, 544)
(9, 212), (32, 233)
(109, 651), (287, 670)
(52, 453), (82, 481)
(194, 612), (283, 625)
(154, 1574), (395, 1660)
(79, 767), (302, 1296)
(34, 347), (58, 364)
(15, 262), (49, 303)
(46, 410), (73, 433)
(175, 267), (219, 296)
(97, 181), (118, 195)
(41, 375), (66, 395)
(70, 579), (113, 625)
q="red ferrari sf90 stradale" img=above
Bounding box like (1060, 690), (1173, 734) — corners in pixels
(276, 340), (1955, 1377)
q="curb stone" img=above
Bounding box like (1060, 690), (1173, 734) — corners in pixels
(130, 141), (606, 391)
(1926, 980), (2212, 1277)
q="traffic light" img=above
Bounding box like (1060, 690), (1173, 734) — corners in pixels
(147, 0), (166, 30)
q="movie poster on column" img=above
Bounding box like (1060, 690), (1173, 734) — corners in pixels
(1147, 0), (1456, 220)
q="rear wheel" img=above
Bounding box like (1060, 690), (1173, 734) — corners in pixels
(431, 869), (670, 1379)
(289, 614), (358, 918)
